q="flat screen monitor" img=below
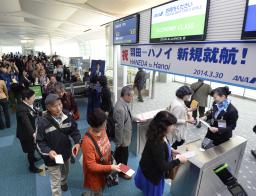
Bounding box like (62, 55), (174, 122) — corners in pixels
(242, 0), (256, 39)
(113, 14), (140, 45)
(29, 85), (43, 99)
(150, 0), (209, 42)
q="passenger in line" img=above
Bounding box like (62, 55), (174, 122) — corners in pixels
(113, 86), (134, 180)
(167, 86), (195, 149)
(54, 83), (79, 120)
(190, 79), (212, 128)
(53, 60), (64, 82)
(16, 88), (42, 173)
(135, 111), (187, 196)
(54, 82), (80, 164)
(134, 68), (146, 102)
(81, 109), (120, 196)
(20, 70), (31, 88)
(36, 94), (81, 196)
(0, 79), (10, 129)
(201, 86), (238, 146)
(99, 75), (113, 115)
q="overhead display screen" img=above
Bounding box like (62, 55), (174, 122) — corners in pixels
(150, 0), (209, 42)
(242, 0), (256, 39)
(113, 14), (139, 45)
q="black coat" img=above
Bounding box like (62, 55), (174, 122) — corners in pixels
(16, 102), (37, 152)
(139, 139), (180, 185)
(19, 76), (31, 88)
(134, 70), (146, 90)
(101, 86), (113, 113)
(205, 102), (238, 146)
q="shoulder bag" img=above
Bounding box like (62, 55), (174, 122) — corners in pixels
(86, 132), (119, 187)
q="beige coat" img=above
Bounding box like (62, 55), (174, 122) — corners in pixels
(167, 97), (188, 142)
(0, 80), (8, 99)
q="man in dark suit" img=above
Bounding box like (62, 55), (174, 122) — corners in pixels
(16, 88), (43, 173)
(134, 68), (146, 102)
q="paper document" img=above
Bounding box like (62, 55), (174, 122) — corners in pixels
(118, 163), (135, 177)
(199, 119), (211, 128)
(176, 151), (196, 159)
(55, 154), (64, 164)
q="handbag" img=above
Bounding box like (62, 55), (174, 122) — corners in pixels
(189, 82), (205, 107)
(86, 132), (119, 187)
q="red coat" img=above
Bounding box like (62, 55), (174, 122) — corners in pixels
(82, 128), (112, 191)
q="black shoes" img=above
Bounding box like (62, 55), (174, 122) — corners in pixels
(70, 156), (76, 164)
(33, 157), (42, 162)
(251, 150), (256, 159)
(29, 166), (43, 173)
(61, 183), (68, 192)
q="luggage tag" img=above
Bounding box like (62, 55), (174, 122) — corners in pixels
(218, 119), (227, 128)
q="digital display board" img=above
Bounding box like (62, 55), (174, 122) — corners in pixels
(150, 0), (209, 42)
(242, 0), (256, 39)
(113, 14), (139, 45)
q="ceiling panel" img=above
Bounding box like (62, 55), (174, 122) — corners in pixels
(68, 10), (114, 26)
(0, 0), (170, 46)
(0, 0), (21, 13)
(58, 23), (89, 32)
(24, 18), (61, 28)
(58, 0), (88, 3)
(86, 0), (170, 16)
(20, 0), (78, 20)
(0, 16), (24, 23)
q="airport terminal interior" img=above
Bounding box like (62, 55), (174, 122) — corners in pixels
(0, 0), (256, 196)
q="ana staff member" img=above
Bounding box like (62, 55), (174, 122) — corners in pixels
(201, 86), (238, 146)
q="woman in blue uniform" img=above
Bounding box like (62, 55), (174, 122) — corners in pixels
(201, 86), (239, 146)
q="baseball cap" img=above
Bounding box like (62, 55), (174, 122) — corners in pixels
(45, 94), (61, 106)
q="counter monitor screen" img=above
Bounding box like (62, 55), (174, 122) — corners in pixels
(113, 14), (140, 45)
(150, 0), (209, 42)
(242, 0), (256, 39)
(29, 85), (42, 100)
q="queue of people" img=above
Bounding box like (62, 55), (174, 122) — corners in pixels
(1, 52), (245, 196)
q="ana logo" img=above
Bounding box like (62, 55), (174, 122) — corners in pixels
(232, 75), (256, 84)
(122, 49), (128, 61)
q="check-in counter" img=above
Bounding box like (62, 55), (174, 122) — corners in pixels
(131, 109), (165, 156)
(171, 136), (247, 196)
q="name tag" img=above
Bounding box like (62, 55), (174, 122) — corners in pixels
(218, 120), (227, 128)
